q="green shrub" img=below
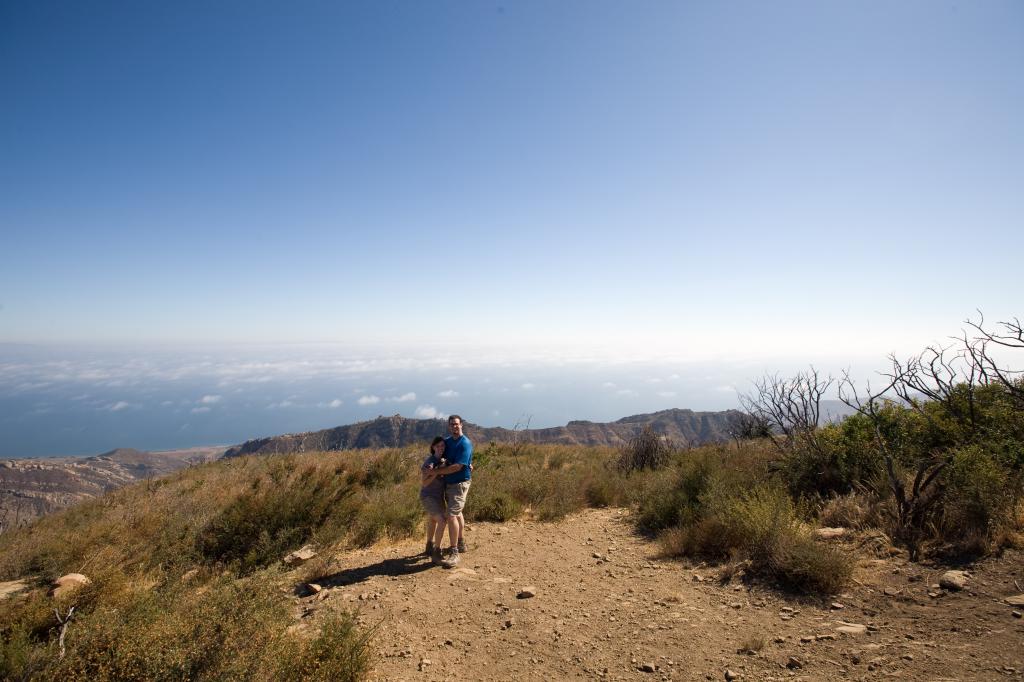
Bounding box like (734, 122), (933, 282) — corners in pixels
(533, 473), (584, 521)
(937, 443), (1023, 553)
(662, 482), (853, 594)
(347, 482), (422, 547)
(506, 466), (550, 510)
(781, 418), (885, 498)
(770, 533), (853, 594)
(468, 492), (522, 522)
(634, 448), (737, 534)
(363, 450), (412, 489)
(582, 466), (623, 507)
(696, 477), (798, 561)
(197, 465), (354, 573)
(634, 468), (693, 533)
(275, 612), (372, 682)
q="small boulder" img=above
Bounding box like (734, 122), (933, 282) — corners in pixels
(639, 662), (656, 673)
(939, 570), (968, 591)
(724, 670), (740, 681)
(283, 545), (317, 566)
(814, 527), (847, 540)
(53, 573), (90, 599)
(786, 656), (803, 669)
(1004, 594), (1024, 607)
(517, 586), (537, 599)
(835, 622), (868, 636)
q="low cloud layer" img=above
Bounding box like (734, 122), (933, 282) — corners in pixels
(1, 343), (838, 457)
(414, 404), (443, 419)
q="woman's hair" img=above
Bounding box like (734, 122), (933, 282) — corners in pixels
(430, 436), (445, 451)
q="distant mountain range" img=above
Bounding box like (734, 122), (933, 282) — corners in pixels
(3, 408), (746, 526)
(224, 408), (746, 457)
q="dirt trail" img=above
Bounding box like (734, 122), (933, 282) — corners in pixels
(293, 508), (1024, 681)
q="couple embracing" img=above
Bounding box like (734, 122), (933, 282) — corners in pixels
(419, 414), (472, 568)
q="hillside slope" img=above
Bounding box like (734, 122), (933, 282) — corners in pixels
(0, 446), (223, 525)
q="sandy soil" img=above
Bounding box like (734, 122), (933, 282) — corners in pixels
(290, 508), (1024, 681)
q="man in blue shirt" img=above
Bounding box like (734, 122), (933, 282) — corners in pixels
(430, 414), (472, 565)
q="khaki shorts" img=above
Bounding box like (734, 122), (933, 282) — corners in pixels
(445, 481), (471, 516)
(420, 491), (444, 518)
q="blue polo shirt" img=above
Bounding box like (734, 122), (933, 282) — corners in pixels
(442, 435), (472, 484)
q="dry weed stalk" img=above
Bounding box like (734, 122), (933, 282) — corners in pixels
(55, 605), (75, 659)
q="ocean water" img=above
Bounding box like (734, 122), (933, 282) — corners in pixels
(0, 343), (859, 458)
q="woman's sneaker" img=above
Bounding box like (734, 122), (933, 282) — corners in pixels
(442, 547), (459, 568)
(430, 548), (444, 566)
(457, 538), (467, 554)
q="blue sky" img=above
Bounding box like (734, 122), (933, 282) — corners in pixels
(1, 2), (1022, 453)
(2, 1), (1021, 353)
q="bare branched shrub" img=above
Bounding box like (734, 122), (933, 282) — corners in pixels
(728, 411), (773, 445)
(966, 312), (1024, 406)
(739, 367), (834, 454)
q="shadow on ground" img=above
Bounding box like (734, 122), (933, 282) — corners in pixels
(303, 554), (436, 591)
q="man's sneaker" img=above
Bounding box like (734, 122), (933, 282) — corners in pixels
(424, 541), (434, 556)
(442, 547), (459, 568)
(430, 548), (444, 566)
(457, 538), (467, 554)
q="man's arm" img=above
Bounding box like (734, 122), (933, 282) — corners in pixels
(430, 462), (464, 475)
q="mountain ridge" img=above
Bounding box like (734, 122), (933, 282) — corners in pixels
(224, 407), (746, 457)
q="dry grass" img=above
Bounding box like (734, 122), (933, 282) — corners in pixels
(0, 448), (425, 680)
(0, 561), (371, 681)
(817, 491), (881, 530)
(738, 634), (766, 654)
(464, 444), (626, 522)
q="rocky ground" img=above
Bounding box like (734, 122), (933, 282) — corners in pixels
(283, 508), (1024, 681)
